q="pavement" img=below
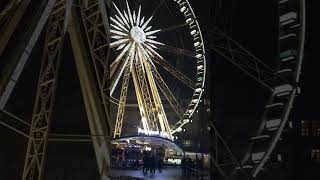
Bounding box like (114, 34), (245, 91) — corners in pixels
(110, 167), (210, 180)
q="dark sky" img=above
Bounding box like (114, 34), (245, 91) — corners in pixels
(0, 0), (319, 179)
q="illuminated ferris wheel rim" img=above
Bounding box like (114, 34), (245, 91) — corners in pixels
(109, 0), (206, 138)
(223, 0), (306, 178)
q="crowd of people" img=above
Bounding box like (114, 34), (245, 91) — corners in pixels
(111, 146), (142, 169)
(181, 154), (204, 177)
(111, 146), (205, 177)
(141, 150), (164, 174)
(111, 146), (165, 172)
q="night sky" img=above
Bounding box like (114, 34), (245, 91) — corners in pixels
(0, 0), (319, 179)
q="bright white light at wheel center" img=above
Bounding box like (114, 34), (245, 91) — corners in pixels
(130, 26), (146, 43)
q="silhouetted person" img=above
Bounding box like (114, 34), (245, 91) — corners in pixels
(142, 151), (148, 174)
(195, 154), (200, 170)
(134, 158), (139, 169)
(158, 156), (163, 173)
(187, 158), (193, 176)
(181, 155), (187, 176)
(150, 154), (156, 173)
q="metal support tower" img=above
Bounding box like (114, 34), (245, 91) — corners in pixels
(113, 61), (131, 137)
(0, 0), (112, 179)
(0, 0), (55, 109)
(22, 0), (68, 179)
(68, 2), (111, 178)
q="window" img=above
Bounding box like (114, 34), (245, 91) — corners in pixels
(311, 121), (320, 136)
(312, 129), (320, 137)
(183, 140), (192, 147)
(301, 127), (309, 136)
(301, 120), (320, 136)
(311, 149), (320, 161)
(301, 120), (310, 136)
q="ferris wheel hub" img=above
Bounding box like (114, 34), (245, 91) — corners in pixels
(130, 26), (146, 43)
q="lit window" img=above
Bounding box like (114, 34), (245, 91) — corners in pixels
(301, 127), (309, 136)
(183, 140), (191, 147)
(311, 149), (320, 161)
(311, 121), (320, 137)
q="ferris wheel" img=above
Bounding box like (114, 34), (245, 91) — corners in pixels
(109, 0), (206, 140)
(206, 0), (306, 179)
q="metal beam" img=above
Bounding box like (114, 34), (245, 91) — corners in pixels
(157, 44), (198, 58)
(68, 7), (110, 179)
(141, 49), (172, 139)
(153, 56), (196, 89)
(132, 54), (158, 131)
(204, 25), (276, 91)
(22, 1), (67, 179)
(0, 0), (56, 109)
(0, 109), (31, 138)
(0, 0), (32, 55)
(0, 109), (34, 138)
(209, 121), (251, 180)
(0, 0), (20, 22)
(79, 0), (110, 129)
(149, 62), (184, 119)
(113, 61), (131, 138)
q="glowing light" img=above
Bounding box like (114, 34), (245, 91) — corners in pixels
(167, 158), (181, 165)
(138, 128), (159, 136)
(137, 128), (169, 138)
(130, 26), (146, 43)
(110, 1), (164, 60)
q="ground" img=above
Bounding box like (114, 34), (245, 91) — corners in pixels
(110, 167), (210, 180)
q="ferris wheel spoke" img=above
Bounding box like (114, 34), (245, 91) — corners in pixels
(111, 54), (133, 97)
(111, 58), (121, 78)
(149, 62), (184, 118)
(112, 42), (132, 64)
(110, 57), (128, 96)
(150, 0), (165, 17)
(204, 25), (276, 90)
(152, 56), (196, 90)
(110, 43), (136, 96)
(159, 22), (188, 34)
(157, 44), (198, 58)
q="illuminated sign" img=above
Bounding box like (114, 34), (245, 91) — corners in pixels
(137, 128), (169, 138)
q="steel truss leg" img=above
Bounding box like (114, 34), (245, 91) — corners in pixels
(22, 0), (67, 179)
(113, 62), (131, 138)
(79, 0), (111, 128)
(0, 0), (32, 55)
(131, 64), (151, 131)
(68, 10), (111, 178)
(0, 0), (55, 110)
(141, 55), (172, 139)
(0, 0), (18, 21)
(77, 0), (112, 178)
(132, 55), (158, 131)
